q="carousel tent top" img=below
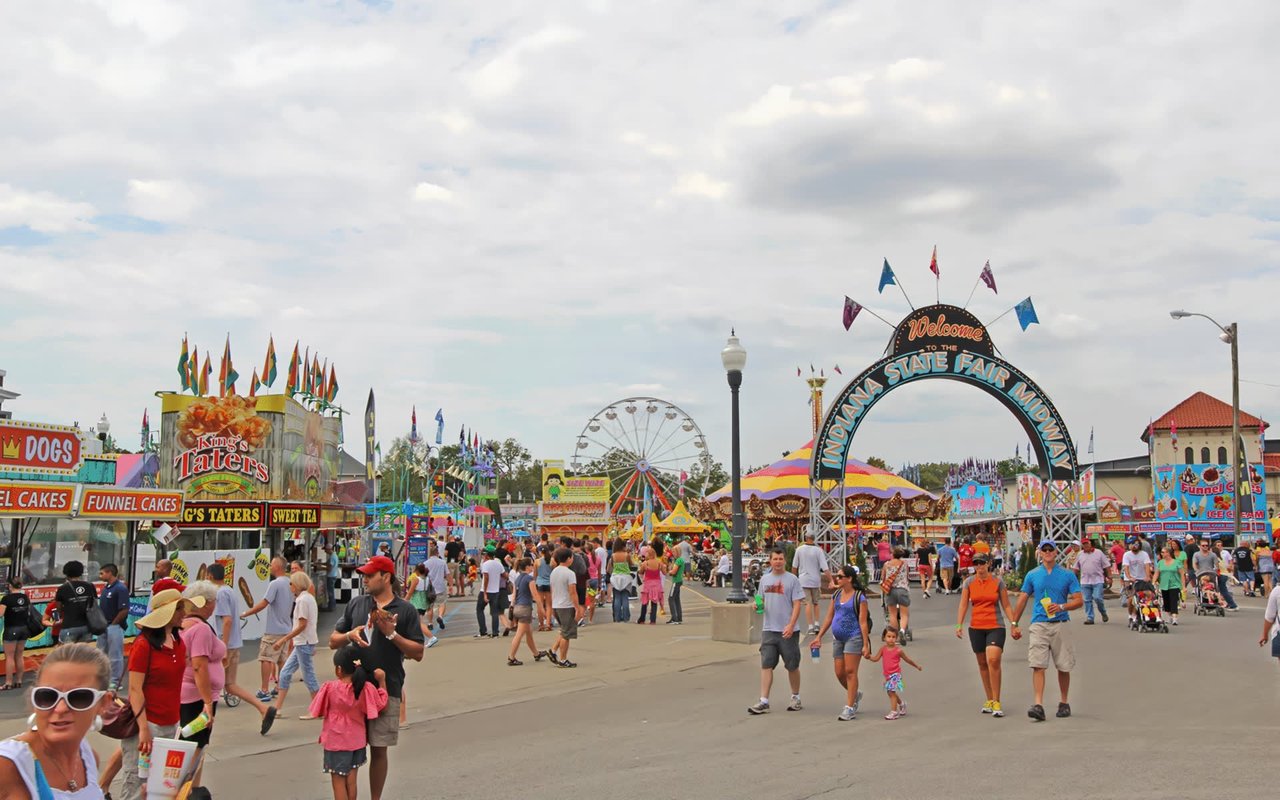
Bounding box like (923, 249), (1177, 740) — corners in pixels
(654, 500), (710, 534)
(706, 440), (935, 502)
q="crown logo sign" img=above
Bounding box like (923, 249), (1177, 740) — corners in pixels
(1, 436), (19, 460)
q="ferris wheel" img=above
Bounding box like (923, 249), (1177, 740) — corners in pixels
(571, 397), (712, 517)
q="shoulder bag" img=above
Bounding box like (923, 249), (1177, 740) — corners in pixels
(86, 586), (109, 636)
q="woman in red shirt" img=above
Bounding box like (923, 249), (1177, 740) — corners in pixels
(119, 588), (203, 800)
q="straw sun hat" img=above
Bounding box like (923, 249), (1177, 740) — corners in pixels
(134, 587), (205, 629)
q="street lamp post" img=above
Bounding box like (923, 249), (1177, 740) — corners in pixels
(721, 330), (748, 603)
(1170, 310), (1242, 544)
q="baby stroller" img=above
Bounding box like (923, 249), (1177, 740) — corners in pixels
(1128, 585), (1168, 633)
(1194, 572), (1226, 617)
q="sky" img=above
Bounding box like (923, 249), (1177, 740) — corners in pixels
(2, 1), (1279, 482)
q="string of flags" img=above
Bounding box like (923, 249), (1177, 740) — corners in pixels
(176, 334), (340, 407)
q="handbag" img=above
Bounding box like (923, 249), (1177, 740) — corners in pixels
(25, 605), (46, 638)
(86, 603), (109, 636)
(880, 563), (904, 596)
(100, 693), (138, 739)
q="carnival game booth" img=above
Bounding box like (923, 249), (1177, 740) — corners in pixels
(654, 501), (710, 538)
(695, 440), (944, 540)
(155, 390), (359, 627)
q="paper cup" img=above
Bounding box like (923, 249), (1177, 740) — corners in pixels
(146, 737), (198, 799)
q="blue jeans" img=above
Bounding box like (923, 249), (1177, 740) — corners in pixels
(59, 626), (92, 644)
(1081, 583), (1106, 621)
(1216, 575), (1237, 609)
(325, 576), (338, 612)
(612, 586), (631, 622)
(97, 625), (125, 689)
(278, 643), (319, 694)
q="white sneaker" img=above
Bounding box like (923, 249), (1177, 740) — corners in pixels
(427, 636), (440, 648)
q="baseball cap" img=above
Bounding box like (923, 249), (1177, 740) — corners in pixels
(151, 577), (186, 595)
(1038, 541), (1057, 551)
(356, 555), (396, 575)
(972, 552), (990, 564)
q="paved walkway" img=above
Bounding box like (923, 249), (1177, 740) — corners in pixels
(4, 585), (1276, 798)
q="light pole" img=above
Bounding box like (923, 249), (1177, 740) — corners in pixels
(721, 330), (748, 603)
(1170, 309), (1242, 544)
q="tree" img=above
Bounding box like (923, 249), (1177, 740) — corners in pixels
(913, 462), (957, 492)
(683, 458), (729, 498)
(490, 438), (532, 479)
(865, 456), (890, 471)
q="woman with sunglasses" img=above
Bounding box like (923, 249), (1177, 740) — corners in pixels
(0, 642), (113, 799)
(811, 565), (870, 721)
(954, 553), (1017, 717)
(118, 588), (202, 800)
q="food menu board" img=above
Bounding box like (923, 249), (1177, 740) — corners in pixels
(165, 548), (271, 641)
(1152, 463), (1267, 522)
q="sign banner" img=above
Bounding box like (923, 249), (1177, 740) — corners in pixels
(814, 304), (1078, 483)
(1152, 462), (1266, 522)
(79, 488), (185, 521)
(538, 500), (609, 524)
(267, 502), (321, 528)
(949, 480), (999, 518)
(542, 459), (566, 501)
(180, 501), (265, 528)
(0, 481), (77, 517)
(166, 549), (270, 641)
(561, 476), (610, 503)
(364, 389), (376, 503)
(0, 420), (84, 477)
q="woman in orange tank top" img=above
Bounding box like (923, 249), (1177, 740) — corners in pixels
(955, 553), (1017, 717)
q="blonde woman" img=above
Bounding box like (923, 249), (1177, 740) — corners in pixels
(271, 571), (321, 720)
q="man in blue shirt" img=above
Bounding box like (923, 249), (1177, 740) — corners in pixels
(96, 563), (130, 690)
(1012, 541), (1083, 723)
(937, 539), (959, 595)
(325, 544), (340, 612)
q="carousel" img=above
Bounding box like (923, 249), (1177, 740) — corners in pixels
(691, 440), (945, 538)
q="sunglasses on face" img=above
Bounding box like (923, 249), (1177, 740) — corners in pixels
(31, 686), (107, 712)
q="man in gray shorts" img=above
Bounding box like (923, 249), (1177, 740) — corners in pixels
(792, 531), (829, 634)
(748, 548), (805, 715)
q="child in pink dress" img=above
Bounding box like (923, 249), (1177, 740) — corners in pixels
(309, 644), (389, 800)
(866, 628), (922, 720)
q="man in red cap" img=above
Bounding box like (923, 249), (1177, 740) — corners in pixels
(329, 554), (425, 800)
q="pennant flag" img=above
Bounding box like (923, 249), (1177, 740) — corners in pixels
(878, 259), (897, 294)
(1087, 427), (1094, 455)
(199, 354), (211, 396)
(286, 342), (300, 395)
(809, 363), (815, 373)
(302, 347), (311, 392)
(177, 336), (190, 391)
(318, 358), (329, 401)
(796, 366), (801, 377)
(142, 409), (149, 434)
(1170, 421), (1177, 447)
(435, 409), (444, 445)
(188, 345), (199, 395)
(979, 261), (997, 294)
(410, 406), (420, 444)
(842, 297), (862, 330)
(220, 335), (239, 396)
(312, 355), (322, 396)
(929, 246), (939, 277)
(249, 368), (260, 398)
(262, 336), (278, 387)
(833, 364), (843, 375)
(1014, 297), (1039, 331)
(327, 365), (338, 402)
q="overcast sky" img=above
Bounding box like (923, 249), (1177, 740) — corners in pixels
(2, 1), (1277, 478)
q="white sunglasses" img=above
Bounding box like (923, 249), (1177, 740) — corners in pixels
(31, 686), (108, 712)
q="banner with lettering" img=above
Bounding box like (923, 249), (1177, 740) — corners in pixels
(1152, 462), (1266, 522)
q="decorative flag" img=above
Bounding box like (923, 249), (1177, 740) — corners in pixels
(435, 409), (444, 445)
(178, 336), (190, 391)
(410, 406), (420, 444)
(142, 409), (149, 435)
(980, 261), (997, 294)
(1014, 297), (1039, 331)
(188, 345), (199, 395)
(327, 365), (338, 402)
(363, 390), (376, 501)
(199, 354), (211, 396)
(878, 259), (897, 294)
(250, 368), (260, 398)
(842, 296), (862, 330)
(833, 364), (843, 375)
(1087, 427), (1094, 455)
(796, 366), (801, 377)
(220, 335), (239, 396)
(318, 359), (329, 401)
(262, 336), (278, 387)
(312, 355), (322, 396)
(286, 342), (300, 395)
(302, 347), (310, 393)
(809, 363), (815, 373)
(1170, 421), (1177, 447)
(929, 246), (939, 277)
(1146, 420), (1154, 457)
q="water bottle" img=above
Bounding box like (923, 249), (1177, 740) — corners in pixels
(753, 594), (764, 614)
(137, 750), (150, 774)
(180, 711), (211, 739)
(810, 640), (821, 663)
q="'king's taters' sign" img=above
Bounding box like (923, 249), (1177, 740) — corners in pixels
(0, 420), (84, 477)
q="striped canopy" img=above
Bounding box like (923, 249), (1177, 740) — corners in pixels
(707, 440), (934, 502)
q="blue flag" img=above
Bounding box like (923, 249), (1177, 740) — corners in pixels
(1015, 297), (1039, 331)
(435, 409), (444, 445)
(878, 259), (896, 294)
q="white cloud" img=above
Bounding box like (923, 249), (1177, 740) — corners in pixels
(468, 25), (581, 100)
(884, 58), (942, 82)
(412, 182), (455, 203)
(671, 172), (730, 200)
(127, 179), (200, 222)
(0, 184), (95, 232)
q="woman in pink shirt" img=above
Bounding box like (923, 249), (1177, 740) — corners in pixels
(310, 644), (389, 800)
(179, 581), (227, 789)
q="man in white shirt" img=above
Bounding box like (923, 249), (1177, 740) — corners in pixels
(1121, 539), (1153, 624)
(1257, 582), (1280, 662)
(792, 532), (830, 634)
(423, 548), (448, 633)
(476, 550), (506, 638)
(548, 547), (584, 668)
(594, 538), (611, 606)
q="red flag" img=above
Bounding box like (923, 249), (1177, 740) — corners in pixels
(796, 366), (801, 377)
(929, 246), (939, 277)
(842, 296), (862, 330)
(833, 364), (843, 375)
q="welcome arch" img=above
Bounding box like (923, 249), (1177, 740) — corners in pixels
(810, 304), (1080, 567)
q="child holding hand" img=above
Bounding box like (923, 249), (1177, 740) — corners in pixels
(309, 644), (389, 800)
(866, 627), (922, 720)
